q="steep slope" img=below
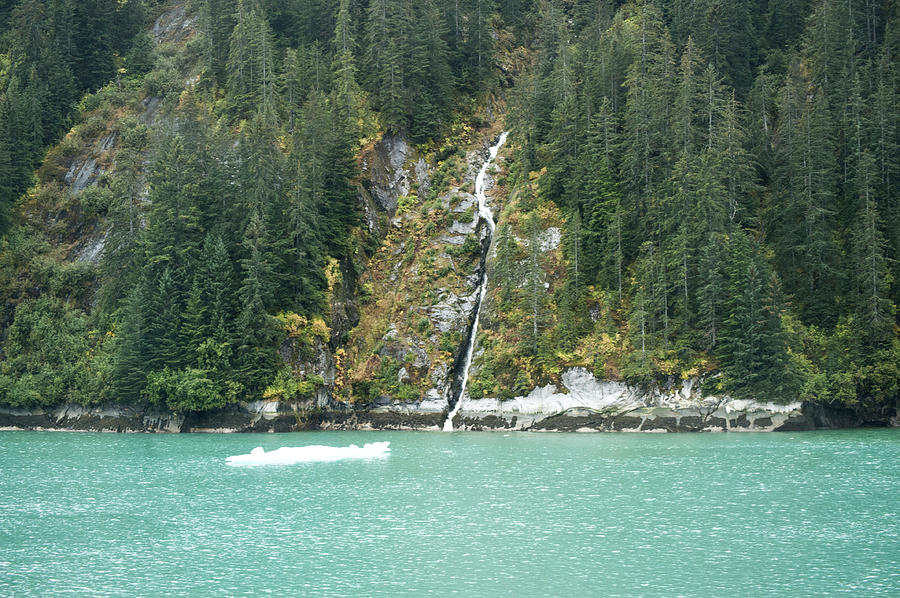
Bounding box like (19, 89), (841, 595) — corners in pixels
(1, 0), (898, 431)
(336, 120), (509, 428)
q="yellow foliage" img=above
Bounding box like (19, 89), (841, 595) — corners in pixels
(276, 312), (331, 346)
(276, 312), (308, 336)
(325, 257), (342, 292)
(333, 348), (347, 394)
(310, 317), (330, 340)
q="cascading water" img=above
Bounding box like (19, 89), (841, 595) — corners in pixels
(443, 131), (508, 432)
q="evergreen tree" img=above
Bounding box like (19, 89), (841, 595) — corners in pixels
(295, 90), (360, 259)
(769, 63), (840, 325)
(620, 1), (675, 230)
(491, 223), (518, 304)
(523, 211), (547, 355)
(672, 38), (704, 158)
(235, 208), (280, 394)
(539, 12), (578, 208)
(364, 0), (453, 139)
(281, 48), (305, 132)
(714, 90), (757, 224)
(717, 233), (796, 399)
(144, 132), (204, 276)
(8, 0), (76, 138)
(200, 0), (236, 87)
(364, 0), (406, 131)
(459, 0), (496, 91)
(331, 0), (364, 134)
(697, 232), (727, 349)
(180, 234), (236, 358)
(144, 267), (182, 371)
(408, 0), (453, 141)
(226, 0), (277, 118)
(113, 277), (150, 402)
(849, 150), (893, 347)
(125, 32), (156, 77)
(71, 0), (115, 91)
(97, 144), (146, 317)
(631, 240), (670, 352)
(580, 158), (622, 295)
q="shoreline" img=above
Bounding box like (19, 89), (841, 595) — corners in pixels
(1, 399), (895, 434)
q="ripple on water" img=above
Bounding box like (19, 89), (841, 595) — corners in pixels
(0, 430), (898, 597)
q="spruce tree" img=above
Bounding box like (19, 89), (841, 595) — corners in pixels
(144, 267), (183, 372)
(71, 0), (115, 91)
(579, 158), (621, 293)
(235, 208), (280, 394)
(523, 211), (547, 355)
(620, 1), (675, 229)
(144, 132), (203, 278)
(717, 233), (796, 399)
(180, 234), (236, 359)
(849, 151), (893, 348)
(697, 233), (727, 350)
(331, 0), (364, 135)
(226, 0), (277, 118)
(200, 0), (236, 87)
(113, 277), (150, 402)
(460, 0), (496, 91)
(364, 0), (406, 131)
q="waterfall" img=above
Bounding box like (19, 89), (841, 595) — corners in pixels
(443, 131), (508, 432)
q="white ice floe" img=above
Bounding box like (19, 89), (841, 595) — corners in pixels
(226, 441), (390, 465)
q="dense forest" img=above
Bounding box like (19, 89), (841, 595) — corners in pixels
(0, 0), (897, 419)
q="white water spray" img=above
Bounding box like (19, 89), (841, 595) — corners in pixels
(443, 131), (508, 432)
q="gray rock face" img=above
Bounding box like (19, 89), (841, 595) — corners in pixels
(140, 96), (162, 124)
(339, 133), (506, 411)
(76, 227), (109, 264)
(0, 404), (184, 433)
(415, 157), (430, 198)
(371, 134), (412, 214)
(448, 219), (476, 235)
(99, 132), (117, 152)
(428, 290), (477, 334)
(0, 380), (890, 432)
(361, 192), (380, 233)
(65, 158), (100, 193)
(440, 234), (468, 245)
(0, 401), (330, 433)
(447, 368), (809, 431)
(278, 335), (335, 408)
(539, 227), (561, 251)
(152, 2), (195, 44)
(446, 192), (476, 213)
(360, 367), (815, 432)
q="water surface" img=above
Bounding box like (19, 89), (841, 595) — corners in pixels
(1, 430), (898, 596)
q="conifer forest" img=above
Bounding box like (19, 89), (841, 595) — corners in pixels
(0, 0), (898, 422)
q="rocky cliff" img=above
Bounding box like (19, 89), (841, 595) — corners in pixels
(0, 372), (851, 433)
(0, 116), (866, 433)
(3, 3), (897, 434)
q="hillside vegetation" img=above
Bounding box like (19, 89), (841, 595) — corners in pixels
(0, 0), (898, 420)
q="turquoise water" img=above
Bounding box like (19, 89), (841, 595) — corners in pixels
(1, 430), (898, 597)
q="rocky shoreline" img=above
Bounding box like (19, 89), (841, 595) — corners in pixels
(2, 369), (895, 433)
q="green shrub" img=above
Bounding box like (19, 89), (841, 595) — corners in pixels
(416, 316), (431, 334)
(118, 117), (150, 150)
(79, 186), (114, 217)
(0, 297), (107, 407)
(397, 194), (418, 215)
(143, 55), (181, 98)
(145, 367), (242, 412)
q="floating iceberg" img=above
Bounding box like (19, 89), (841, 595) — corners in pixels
(225, 441), (391, 465)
